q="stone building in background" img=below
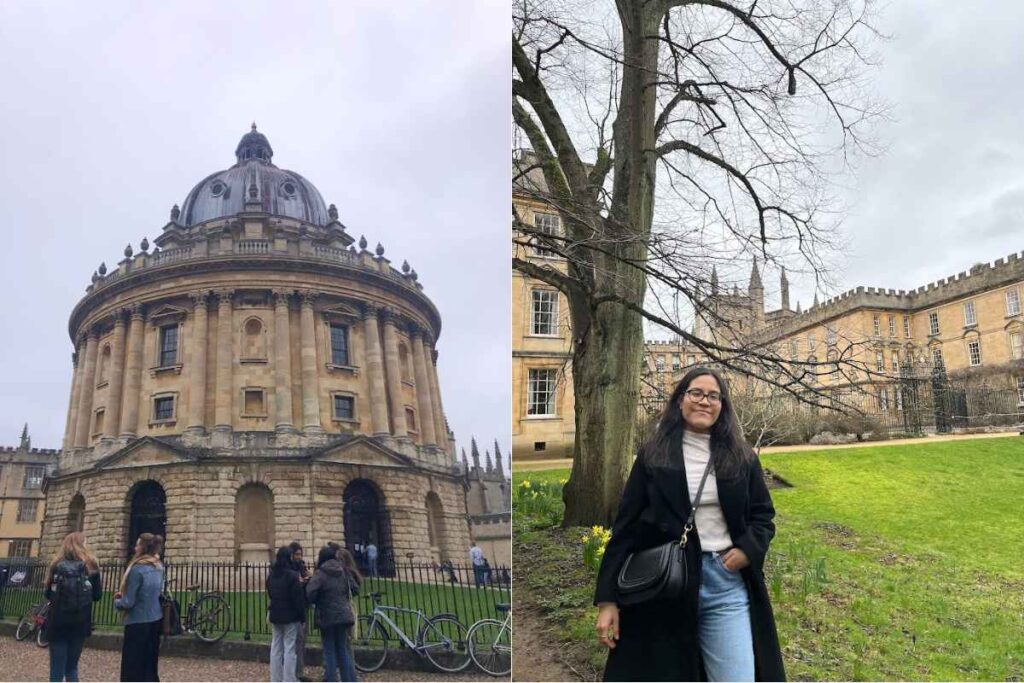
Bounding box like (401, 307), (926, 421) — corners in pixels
(462, 438), (510, 566)
(41, 126), (473, 568)
(0, 427), (58, 558)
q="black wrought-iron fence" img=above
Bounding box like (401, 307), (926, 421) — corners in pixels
(0, 560), (511, 640)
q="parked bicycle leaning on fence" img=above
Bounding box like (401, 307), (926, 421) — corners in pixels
(468, 602), (512, 677)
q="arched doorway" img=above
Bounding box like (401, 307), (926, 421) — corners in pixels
(68, 494), (85, 534)
(127, 481), (166, 560)
(235, 483), (274, 563)
(343, 479), (393, 576)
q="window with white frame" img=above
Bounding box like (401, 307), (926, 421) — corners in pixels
(967, 340), (982, 366)
(808, 334), (817, 352)
(22, 466), (44, 490)
(929, 312), (940, 336)
(826, 327), (837, 346)
(686, 354), (696, 366)
(878, 388), (889, 413)
(895, 388), (904, 412)
(672, 355), (681, 371)
(1007, 288), (1022, 317)
(527, 368), (558, 416)
(789, 340), (798, 360)
(530, 290), (559, 336)
(872, 314), (880, 336)
(931, 347), (944, 368)
(8, 539), (32, 557)
(875, 351), (885, 372)
(903, 315), (911, 338)
(1011, 331), (1024, 360)
(892, 351), (900, 374)
(16, 499), (37, 523)
(888, 315), (896, 337)
(1017, 377), (1024, 404)
(532, 212), (561, 257)
(655, 356), (665, 372)
(963, 301), (977, 327)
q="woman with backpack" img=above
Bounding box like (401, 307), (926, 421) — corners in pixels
(43, 532), (103, 682)
(306, 546), (358, 682)
(267, 546), (307, 682)
(114, 533), (165, 682)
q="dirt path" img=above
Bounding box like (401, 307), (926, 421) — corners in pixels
(514, 430), (1021, 472)
(513, 603), (583, 682)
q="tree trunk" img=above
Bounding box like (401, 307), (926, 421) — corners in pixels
(561, 0), (663, 527)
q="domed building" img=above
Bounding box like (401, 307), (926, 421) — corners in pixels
(41, 125), (470, 567)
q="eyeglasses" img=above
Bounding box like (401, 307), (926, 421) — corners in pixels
(684, 388), (721, 404)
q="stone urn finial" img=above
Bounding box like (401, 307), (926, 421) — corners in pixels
(410, 269), (418, 281)
(98, 262), (107, 276)
(375, 243), (385, 257)
(401, 260), (410, 274)
(358, 235), (368, 251)
(91, 271), (99, 284)
(140, 237), (150, 253)
(124, 243), (133, 258)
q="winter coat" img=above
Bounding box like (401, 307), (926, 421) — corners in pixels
(305, 559), (357, 629)
(43, 560), (102, 639)
(594, 426), (786, 681)
(266, 568), (307, 624)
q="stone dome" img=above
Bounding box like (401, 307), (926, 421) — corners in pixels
(178, 124), (329, 228)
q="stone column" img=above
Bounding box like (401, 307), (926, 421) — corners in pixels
(103, 310), (128, 440)
(73, 328), (100, 447)
(361, 305), (390, 435)
(409, 326), (437, 447)
(272, 289), (296, 433)
(298, 291), (322, 433)
(186, 292), (209, 434)
(214, 289), (235, 433)
(119, 305), (145, 439)
(381, 310), (408, 438)
(425, 339), (449, 454)
(63, 342), (83, 451)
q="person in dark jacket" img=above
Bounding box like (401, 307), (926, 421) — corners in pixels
(307, 546), (358, 682)
(44, 532), (103, 682)
(268, 546), (307, 682)
(115, 533), (165, 682)
(288, 541), (311, 681)
(595, 367), (785, 682)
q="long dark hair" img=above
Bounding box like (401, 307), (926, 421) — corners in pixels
(316, 545), (337, 569)
(643, 366), (753, 480)
(272, 546), (293, 575)
(336, 547), (364, 588)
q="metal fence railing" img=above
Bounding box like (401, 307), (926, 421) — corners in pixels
(0, 560), (511, 640)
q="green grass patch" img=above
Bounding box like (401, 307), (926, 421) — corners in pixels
(515, 437), (1024, 680)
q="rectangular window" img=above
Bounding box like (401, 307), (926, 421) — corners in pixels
(93, 409), (105, 436)
(686, 355), (695, 366)
(532, 212), (561, 257)
(875, 351), (885, 372)
(330, 324), (349, 365)
(531, 290), (559, 336)
(826, 328), (837, 346)
(16, 499), (37, 523)
(968, 340), (982, 366)
(22, 466), (44, 490)
(931, 347), (944, 369)
(892, 351), (900, 374)
(159, 325), (179, 367)
(405, 407), (416, 431)
(789, 340), (798, 360)
(243, 389), (265, 415)
(872, 314), (880, 336)
(8, 540), (32, 557)
(1017, 377), (1024, 404)
(929, 312), (940, 336)
(878, 388), (889, 414)
(527, 368), (557, 416)
(1011, 332), (1024, 361)
(153, 396), (175, 421)
(655, 356), (665, 371)
(534, 441), (547, 452)
(888, 315), (896, 337)
(903, 315), (911, 338)
(1007, 289), (1021, 317)
(333, 395), (355, 420)
(964, 301), (977, 327)
(672, 355), (681, 371)
(808, 334), (817, 352)
(896, 388), (904, 412)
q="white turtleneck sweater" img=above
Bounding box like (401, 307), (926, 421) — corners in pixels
(682, 429), (733, 551)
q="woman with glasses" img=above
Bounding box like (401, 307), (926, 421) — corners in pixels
(594, 367), (785, 681)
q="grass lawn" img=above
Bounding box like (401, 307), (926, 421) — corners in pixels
(513, 436), (1024, 681)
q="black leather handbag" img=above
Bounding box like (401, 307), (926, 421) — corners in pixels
(615, 458), (713, 607)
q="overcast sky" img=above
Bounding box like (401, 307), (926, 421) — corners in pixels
(761, 2), (1024, 313)
(0, 1), (509, 463)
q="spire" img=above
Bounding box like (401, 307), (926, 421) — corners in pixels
(710, 266), (719, 296)
(812, 291), (820, 308)
(461, 448), (469, 470)
(470, 437), (481, 470)
(19, 423), (29, 450)
(494, 440), (505, 480)
(485, 450), (494, 472)
(796, 300), (802, 314)
(780, 267), (790, 311)
(749, 257), (763, 291)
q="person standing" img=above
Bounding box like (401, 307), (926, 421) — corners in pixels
(288, 542), (311, 681)
(307, 546), (358, 682)
(115, 533), (165, 682)
(365, 542), (378, 578)
(268, 546), (307, 682)
(470, 543), (486, 588)
(43, 532), (103, 682)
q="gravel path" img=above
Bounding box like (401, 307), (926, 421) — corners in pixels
(0, 637), (491, 682)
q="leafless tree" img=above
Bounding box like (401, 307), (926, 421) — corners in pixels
(513, 0), (887, 525)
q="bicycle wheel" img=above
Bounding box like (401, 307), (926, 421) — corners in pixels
(191, 594), (230, 643)
(14, 611), (35, 641)
(468, 618), (511, 677)
(36, 623), (49, 648)
(418, 615), (471, 673)
(353, 614), (389, 673)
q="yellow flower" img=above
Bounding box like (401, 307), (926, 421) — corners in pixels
(559, 478), (568, 485)
(591, 525), (604, 535)
(520, 480), (531, 488)
(581, 535), (589, 543)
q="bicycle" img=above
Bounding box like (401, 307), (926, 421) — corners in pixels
(161, 579), (231, 643)
(467, 602), (511, 677)
(352, 591), (470, 673)
(14, 601), (50, 648)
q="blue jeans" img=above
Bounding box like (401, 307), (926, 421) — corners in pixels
(699, 552), (755, 682)
(321, 624), (356, 682)
(270, 621), (300, 682)
(49, 632), (87, 682)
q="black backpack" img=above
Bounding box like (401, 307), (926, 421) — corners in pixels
(52, 560), (92, 621)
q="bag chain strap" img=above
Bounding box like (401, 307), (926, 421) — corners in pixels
(679, 456), (714, 548)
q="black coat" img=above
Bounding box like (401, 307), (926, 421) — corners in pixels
(266, 568), (307, 624)
(43, 562), (102, 639)
(594, 429), (786, 681)
(305, 560), (357, 629)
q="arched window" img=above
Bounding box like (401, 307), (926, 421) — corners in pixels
(425, 492), (446, 563)
(98, 345), (111, 383)
(343, 480), (392, 575)
(127, 481), (166, 560)
(235, 483), (274, 563)
(68, 494), (85, 533)
(242, 318), (266, 360)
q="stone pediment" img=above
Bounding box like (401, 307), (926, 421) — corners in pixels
(314, 437), (414, 469)
(93, 437), (197, 471)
